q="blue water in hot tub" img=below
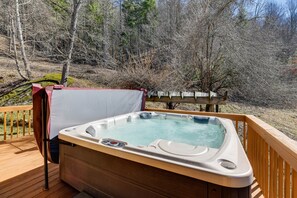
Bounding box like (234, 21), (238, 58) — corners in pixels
(97, 116), (225, 148)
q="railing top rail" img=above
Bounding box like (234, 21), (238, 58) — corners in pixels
(1, 105), (296, 171)
(246, 115), (297, 171)
(0, 105), (33, 112)
(145, 108), (246, 121)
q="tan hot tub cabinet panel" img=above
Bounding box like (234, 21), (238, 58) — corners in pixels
(59, 133), (251, 198)
(60, 136), (250, 198)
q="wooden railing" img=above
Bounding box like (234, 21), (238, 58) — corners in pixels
(0, 105), (33, 141)
(146, 108), (297, 198)
(0, 105), (296, 197)
(246, 115), (297, 198)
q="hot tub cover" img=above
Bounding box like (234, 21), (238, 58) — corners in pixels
(32, 84), (146, 163)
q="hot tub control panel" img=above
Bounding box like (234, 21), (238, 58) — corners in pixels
(101, 138), (127, 148)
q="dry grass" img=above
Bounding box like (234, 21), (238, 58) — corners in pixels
(0, 56), (101, 88)
(146, 101), (297, 141)
(222, 102), (297, 140)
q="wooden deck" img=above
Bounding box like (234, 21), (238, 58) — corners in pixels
(0, 135), (263, 198)
(0, 136), (78, 198)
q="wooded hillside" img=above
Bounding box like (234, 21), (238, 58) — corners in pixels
(0, 0), (296, 107)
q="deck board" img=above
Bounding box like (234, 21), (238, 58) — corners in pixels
(251, 178), (265, 198)
(0, 136), (78, 198)
(0, 135), (263, 198)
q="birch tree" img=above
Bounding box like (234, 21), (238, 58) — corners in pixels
(11, 18), (28, 80)
(10, 0), (32, 80)
(60, 0), (82, 86)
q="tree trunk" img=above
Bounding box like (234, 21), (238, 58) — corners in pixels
(119, 0), (124, 64)
(15, 0), (32, 79)
(11, 18), (29, 80)
(102, 0), (111, 66)
(60, 0), (82, 86)
(9, 15), (12, 53)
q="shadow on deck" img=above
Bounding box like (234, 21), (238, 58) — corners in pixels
(0, 136), (78, 198)
(0, 163), (78, 197)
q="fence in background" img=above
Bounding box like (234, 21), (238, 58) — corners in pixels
(0, 105), (33, 141)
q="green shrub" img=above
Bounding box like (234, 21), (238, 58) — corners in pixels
(33, 73), (75, 87)
(0, 73), (75, 106)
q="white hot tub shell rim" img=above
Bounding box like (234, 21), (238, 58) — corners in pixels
(59, 111), (253, 188)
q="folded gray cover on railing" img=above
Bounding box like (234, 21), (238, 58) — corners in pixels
(33, 84), (146, 163)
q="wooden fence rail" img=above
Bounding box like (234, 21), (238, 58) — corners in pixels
(0, 105), (33, 141)
(146, 108), (297, 198)
(0, 105), (296, 198)
(246, 115), (297, 198)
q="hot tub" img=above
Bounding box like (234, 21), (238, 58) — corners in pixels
(59, 111), (253, 197)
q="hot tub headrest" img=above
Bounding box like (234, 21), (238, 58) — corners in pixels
(193, 116), (209, 124)
(139, 112), (152, 119)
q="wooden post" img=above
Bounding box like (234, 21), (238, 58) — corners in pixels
(205, 104), (214, 112)
(166, 102), (175, 109)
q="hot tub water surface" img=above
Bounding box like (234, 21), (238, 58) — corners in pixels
(92, 114), (225, 149)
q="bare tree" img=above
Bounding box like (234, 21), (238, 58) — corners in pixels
(286, 0), (297, 40)
(171, 0), (236, 92)
(263, 2), (284, 32)
(60, 0), (82, 86)
(14, 0), (32, 79)
(252, 0), (266, 20)
(11, 17), (29, 80)
(102, 0), (111, 65)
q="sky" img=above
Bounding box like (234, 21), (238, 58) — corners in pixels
(269, 0), (288, 6)
(247, 0), (292, 17)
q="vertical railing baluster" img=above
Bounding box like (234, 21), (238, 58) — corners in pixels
(243, 122), (246, 151)
(4, 112), (7, 140)
(273, 152), (278, 198)
(285, 162), (291, 198)
(278, 157), (284, 198)
(258, 136), (262, 194)
(10, 111), (13, 139)
(293, 169), (297, 198)
(17, 110), (19, 137)
(264, 142), (268, 197)
(254, 133), (259, 185)
(269, 147), (274, 197)
(28, 110), (31, 135)
(22, 110), (25, 136)
(247, 126), (252, 164)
